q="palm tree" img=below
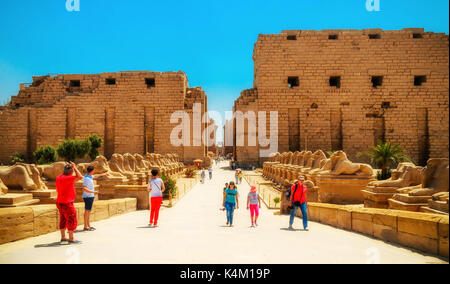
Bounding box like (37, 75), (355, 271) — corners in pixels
(357, 141), (411, 179)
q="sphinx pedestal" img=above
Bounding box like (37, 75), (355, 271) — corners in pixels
(317, 175), (374, 205)
(361, 186), (399, 209)
(421, 198), (449, 215)
(388, 194), (431, 212)
(8, 189), (57, 204)
(0, 193), (39, 208)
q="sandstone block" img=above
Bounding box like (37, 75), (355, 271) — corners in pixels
(397, 231), (438, 255)
(31, 205), (58, 236)
(397, 212), (441, 239)
(0, 207), (34, 244)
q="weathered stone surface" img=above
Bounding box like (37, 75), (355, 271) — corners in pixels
(397, 231), (438, 255)
(0, 207), (34, 244)
(31, 205), (58, 236)
(233, 29), (449, 167)
(373, 223), (398, 243)
(125, 198), (137, 212)
(92, 201), (109, 221)
(108, 199), (126, 217)
(336, 208), (352, 230)
(0, 71), (210, 165)
(397, 211), (441, 239)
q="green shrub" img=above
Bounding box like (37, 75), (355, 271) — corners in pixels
(357, 141), (411, 179)
(161, 173), (177, 197)
(57, 139), (91, 162)
(376, 169), (392, 181)
(87, 134), (103, 160)
(33, 146), (58, 165)
(274, 197), (281, 206)
(10, 153), (26, 164)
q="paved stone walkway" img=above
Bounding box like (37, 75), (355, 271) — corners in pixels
(0, 161), (447, 264)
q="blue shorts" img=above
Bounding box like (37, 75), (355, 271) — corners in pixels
(83, 197), (95, 211)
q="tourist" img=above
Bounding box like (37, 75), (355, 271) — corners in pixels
(238, 170), (243, 184)
(247, 185), (261, 227)
(288, 176), (308, 231)
(235, 169), (239, 184)
(223, 183), (229, 193)
(201, 170), (206, 183)
(223, 181), (239, 227)
(82, 166), (107, 231)
(146, 169), (165, 227)
(56, 162), (83, 244)
(208, 167), (213, 180)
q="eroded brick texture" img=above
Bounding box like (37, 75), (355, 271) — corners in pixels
(0, 71), (209, 164)
(233, 28), (449, 167)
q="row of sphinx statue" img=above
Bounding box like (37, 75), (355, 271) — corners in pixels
(0, 153), (185, 194)
(263, 150), (374, 187)
(261, 150), (449, 213)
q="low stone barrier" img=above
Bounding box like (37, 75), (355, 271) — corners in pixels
(292, 203), (449, 259)
(163, 176), (200, 208)
(0, 198), (137, 245)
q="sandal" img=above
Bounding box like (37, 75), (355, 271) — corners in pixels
(88, 227), (96, 231)
(60, 238), (68, 243)
(68, 240), (82, 244)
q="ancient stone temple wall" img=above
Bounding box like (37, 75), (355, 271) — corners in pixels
(0, 71), (208, 164)
(233, 28), (449, 166)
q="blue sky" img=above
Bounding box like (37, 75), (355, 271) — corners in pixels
(0, 0), (448, 141)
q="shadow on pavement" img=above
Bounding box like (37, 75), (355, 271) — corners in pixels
(280, 228), (305, 232)
(136, 226), (157, 229)
(35, 242), (70, 248)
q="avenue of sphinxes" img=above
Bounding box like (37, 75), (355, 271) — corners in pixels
(0, 152), (188, 209)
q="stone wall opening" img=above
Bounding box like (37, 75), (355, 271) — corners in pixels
(288, 108), (300, 152)
(329, 76), (341, 88)
(369, 34), (381, 39)
(104, 107), (115, 159)
(328, 34), (338, 40)
(330, 108), (343, 151)
(371, 76), (383, 88)
(105, 78), (116, 85)
(69, 80), (81, 87)
(414, 75), (427, 86)
(417, 107), (430, 166)
(145, 78), (155, 88)
(288, 77), (299, 88)
(287, 35), (297, 41)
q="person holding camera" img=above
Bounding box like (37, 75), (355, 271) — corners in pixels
(288, 176), (308, 231)
(56, 162), (83, 244)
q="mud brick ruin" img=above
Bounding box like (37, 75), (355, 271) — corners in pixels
(233, 28), (449, 167)
(0, 71), (212, 164)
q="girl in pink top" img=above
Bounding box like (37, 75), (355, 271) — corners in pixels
(247, 185), (261, 227)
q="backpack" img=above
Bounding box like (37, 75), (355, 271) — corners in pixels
(291, 184), (305, 206)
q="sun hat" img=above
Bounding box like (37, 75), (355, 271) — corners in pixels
(298, 176), (305, 181)
(250, 185), (257, 193)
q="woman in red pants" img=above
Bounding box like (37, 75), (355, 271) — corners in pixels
(147, 169), (165, 227)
